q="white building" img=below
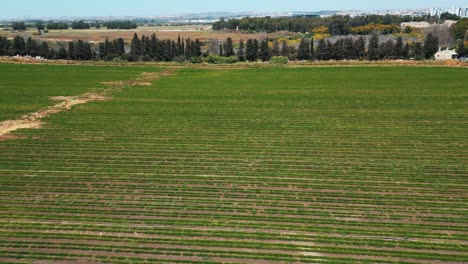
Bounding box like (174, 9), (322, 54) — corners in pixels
(430, 7), (468, 17)
(434, 49), (458, 60)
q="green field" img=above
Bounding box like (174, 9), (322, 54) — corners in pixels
(0, 64), (467, 263)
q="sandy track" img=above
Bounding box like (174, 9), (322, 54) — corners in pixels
(0, 69), (175, 140)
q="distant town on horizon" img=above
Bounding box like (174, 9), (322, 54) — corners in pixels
(1, 6), (467, 23)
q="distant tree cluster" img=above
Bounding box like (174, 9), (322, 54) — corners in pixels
(439, 12), (461, 21)
(103, 20), (138, 29)
(212, 15), (428, 34)
(98, 38), (125, 60)
(0, 36), (94, 60)
(0, 36), (53, 58)
(71, 21), (90, 30)
(12, 22), (27, 31)
(127, 33), (202, 62)
(47, 22), (69, 30)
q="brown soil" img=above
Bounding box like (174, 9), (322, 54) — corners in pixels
(0, 69), (175, 141)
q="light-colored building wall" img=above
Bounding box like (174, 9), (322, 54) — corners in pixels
(434, 49), (458, 60)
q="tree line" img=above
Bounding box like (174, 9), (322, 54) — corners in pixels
(0, 34), (202, 62)
(103, 21), (138, 29)
(215, 33), (440, 62)
(0, 32), (459, 62)
(212, 14), (431, 34)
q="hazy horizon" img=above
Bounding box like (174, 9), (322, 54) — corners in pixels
(0, 0), (467, 19)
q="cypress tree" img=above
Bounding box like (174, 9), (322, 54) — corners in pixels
(56, 46), (68, 60)
(395, 37), (404, 59)
(194, 39), (202, 57)
(456, 40), (466, 57)
(343, 38), (354, 60)
(272, 39), (280, 56)
(423, 33), (439, 59)
(367, 33), (380, 61)
(38, 42), (50, 58)
(259, 38), (270, 62)
(0, 37), (10, 56)
(115, 38), (125, 56)
(246, 39), (257, 61)
(177, 34), (183, 57)
(310, 38), (314, 60)
(402, 43), (410, 59)
(297, 38), (310, 60)
(316, 39), (327, 60)
(224, 37), (235, 57)
(130, 33), (141, 56)
(150, 34), (158, 59)
(68, 41), (76, 60)
(25, 37), (39, 56)
(281, 40), (289, 57)
(12, 36), (26, 56)
(237, 39), (245, 61)
(185, 38), (192, 59)
(253, 39), (259, 59)
(379, 39), (395, 60)
(354, 36), (366, 59)
(412, 43), (424, 59)
(75, 40), (84, 60)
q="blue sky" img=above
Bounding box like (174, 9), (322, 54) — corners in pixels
(1, 0), (467, 19)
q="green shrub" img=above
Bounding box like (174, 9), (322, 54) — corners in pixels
(270, 56), (289, 64)
(205, 55), (239, 64)
(173, 56), (186, 63)
(189, 56), (203, 64)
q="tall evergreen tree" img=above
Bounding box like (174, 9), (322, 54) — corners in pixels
(316, 39), (328, 60)
(25, 37), (39, 56)
(297, 38), (310, 60)
(130, 33), (141, 56)
(38, 42), (50, 58)
(455, 40), (466, 57)
(354, 36), (366, 59)
(68, 41), (76, 60)
(379, 39), (396, 60)
(237, 39), (245, 61)
(12, 36), (26, 56)
(423, 33), (439, 59)
(0, 37), (10, 56)
(246, 39), (257, 61)
(115, 38), (125, 56)
(395, 37), (404, 59)
(177, 34), (183, 57)
(56, 46), (68, 60)
(343, 38), (354, 60)
(253, 39), (259, 58)
(281, 41), (289, 57)
(367, 33), (380, 61)
(259, 38), (270, 62)
(194, 39), (202, 57)
(402, 43), (410, 59)
(224, 37), (235, 57)
(309, 38), (315, 60)
(272, 40), (280, 56)
(412, 42), (424, 59)
(150, 34), (158, 59)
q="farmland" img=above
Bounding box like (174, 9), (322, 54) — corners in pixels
(0, 64), (467, 263)
(0, 26), (281, 43)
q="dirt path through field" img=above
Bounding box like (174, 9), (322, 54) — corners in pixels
(0, 68), (175, 140)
